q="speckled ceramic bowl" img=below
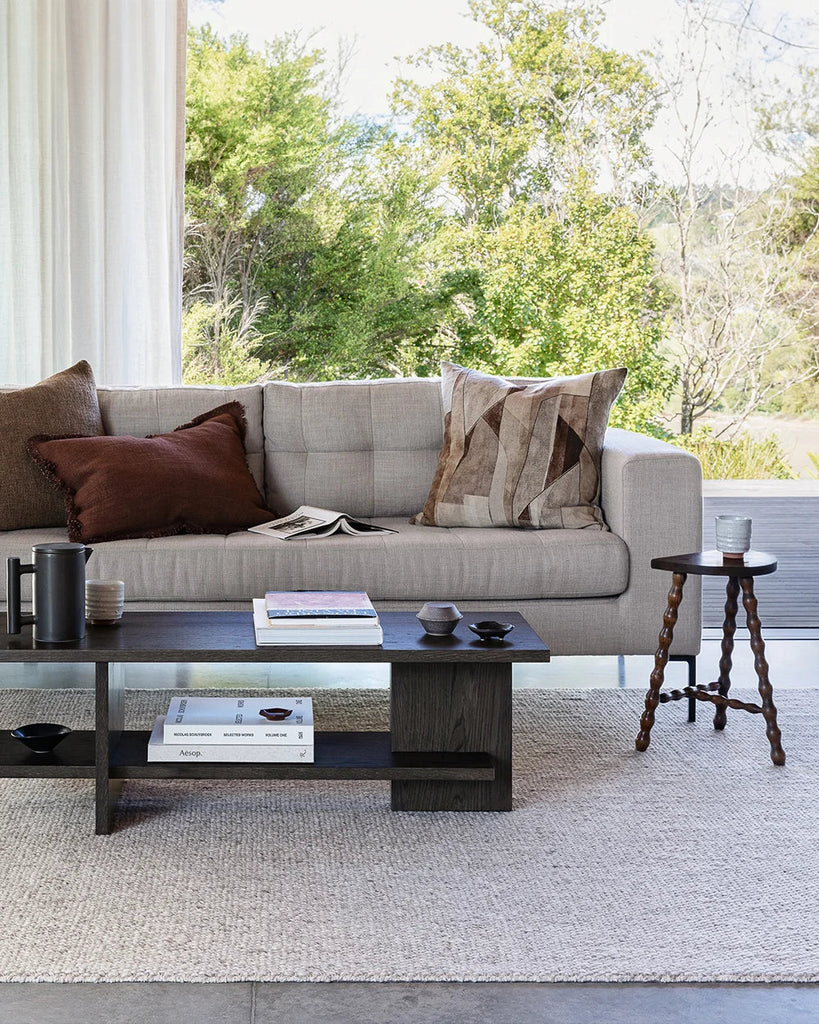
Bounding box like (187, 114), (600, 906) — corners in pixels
(416, 602), (463, 636)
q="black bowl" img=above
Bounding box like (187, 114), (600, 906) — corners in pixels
(10, 723), (72, 754)
(468, 621), (515, 643)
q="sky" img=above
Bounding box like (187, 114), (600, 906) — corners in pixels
(188, 0), (819, 184)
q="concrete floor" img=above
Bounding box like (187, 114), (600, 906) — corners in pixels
(1, 981), (819, 1024)
(0, 633), (816, 1023)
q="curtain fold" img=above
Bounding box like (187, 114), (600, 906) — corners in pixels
(1, 0), (186, 386)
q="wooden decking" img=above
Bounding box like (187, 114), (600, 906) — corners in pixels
(701, 481), (819, 628)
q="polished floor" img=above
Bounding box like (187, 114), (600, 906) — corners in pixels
(1, 980), (819, 1024)
(0, 634), (816, 1023)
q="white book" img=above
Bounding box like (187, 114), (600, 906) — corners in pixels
(252, 600), (384, 646)
(148, 717), (314, 763)
(248, 505), (397, 540)
(164, 695), (314, 745)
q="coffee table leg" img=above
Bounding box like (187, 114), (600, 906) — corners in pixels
(714, 576), (739, 730)
(636, 571), (686, 752)
(95, 661), (124, 834)
(740, 577), (785, 766)
(390, 661), (512, 811)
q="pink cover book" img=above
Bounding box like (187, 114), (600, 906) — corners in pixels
(264, 591), (377, 618)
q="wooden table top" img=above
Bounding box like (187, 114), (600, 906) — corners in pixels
(0, 610), (551, 664)
(651, 550), (777, 577)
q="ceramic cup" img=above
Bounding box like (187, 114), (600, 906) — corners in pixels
(85, 579), (125, 625)
(416, 601), (463, 636)
(715, 515), (752, 558)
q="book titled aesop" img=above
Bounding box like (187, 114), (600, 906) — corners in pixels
(147, 717), (314, 763)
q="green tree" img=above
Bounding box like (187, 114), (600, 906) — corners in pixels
(393, 0), (658, 224)
(393, 0), (672, 428)
(184, 27), (458, 381)
(184, 6), (675, 434)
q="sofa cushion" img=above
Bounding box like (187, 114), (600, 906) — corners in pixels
(0, 361), (104, 531)
(0, 519), (628, 604)
(413, 363), (627, 530)
(263, 377), (444, 518)
(27, 402), (270, 543)
(96, 383), (266, 494)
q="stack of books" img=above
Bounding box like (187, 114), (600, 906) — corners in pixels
(252, 590), (383, 646)
(146, 695), (314, 763)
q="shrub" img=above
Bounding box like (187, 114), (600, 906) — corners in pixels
(670, 427), (796, 480)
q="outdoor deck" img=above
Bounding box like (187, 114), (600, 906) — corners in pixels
(702, 481), (819, 629)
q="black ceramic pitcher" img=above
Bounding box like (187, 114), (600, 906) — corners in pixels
(6, 543), (93, 642)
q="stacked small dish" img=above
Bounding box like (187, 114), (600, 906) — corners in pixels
(85, 579), (125, 625)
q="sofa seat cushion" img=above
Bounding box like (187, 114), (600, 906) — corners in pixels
(0, 521), (628, 604)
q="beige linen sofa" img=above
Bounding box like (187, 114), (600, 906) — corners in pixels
(0, 377), (702, 657)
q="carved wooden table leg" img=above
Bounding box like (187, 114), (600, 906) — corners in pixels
(636, 571), (686, 752)
(713, 575), (739, 731)
(740, 576), (786, 766)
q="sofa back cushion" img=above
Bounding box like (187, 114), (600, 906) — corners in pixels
(263, 378), (444, 517)
(97, 384), (265, 493)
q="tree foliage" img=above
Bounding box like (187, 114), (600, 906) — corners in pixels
(393, 0), (671, 428)
(183, 4), (676, 434)
(184, 26), (456, 381)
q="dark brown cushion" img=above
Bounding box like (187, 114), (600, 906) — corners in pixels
(412, 362), (627, 530)
(27, 402), (271, 543)
(0, 361), (104, 530)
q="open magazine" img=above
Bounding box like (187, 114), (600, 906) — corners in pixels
(248, 505), (397, 541)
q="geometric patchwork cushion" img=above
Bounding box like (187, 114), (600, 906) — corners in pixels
(412, 362), (627, 530)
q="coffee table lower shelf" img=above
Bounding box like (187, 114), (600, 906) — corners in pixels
(0, 730), (496, 832)
(109, 730), (495, 781)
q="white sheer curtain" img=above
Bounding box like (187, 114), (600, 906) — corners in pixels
(0, 0), (186, 386)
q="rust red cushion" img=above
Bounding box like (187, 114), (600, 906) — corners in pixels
(27, 402), (271, 543)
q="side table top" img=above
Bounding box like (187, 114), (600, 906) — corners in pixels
(651, 550), (777, 577)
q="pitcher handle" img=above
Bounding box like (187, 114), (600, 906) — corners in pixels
(6, 558), (35, 635)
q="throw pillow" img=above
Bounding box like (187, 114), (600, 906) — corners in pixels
(0, 360), (104, 531)
(412, 362), (627, 530)
(27, 402), (271, 543)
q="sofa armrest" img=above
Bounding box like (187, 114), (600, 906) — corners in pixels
(600, 428), (703, 655)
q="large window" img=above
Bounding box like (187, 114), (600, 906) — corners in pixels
(184, 0), (819, 477)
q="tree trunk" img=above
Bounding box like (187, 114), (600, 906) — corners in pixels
(680, 400), (693, 436)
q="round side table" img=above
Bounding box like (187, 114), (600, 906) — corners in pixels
(636, 550), (785, 766)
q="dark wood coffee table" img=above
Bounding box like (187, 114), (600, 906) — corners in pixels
(0, 610), (550, 833)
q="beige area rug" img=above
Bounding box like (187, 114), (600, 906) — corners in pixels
(0, 685), (816, 983)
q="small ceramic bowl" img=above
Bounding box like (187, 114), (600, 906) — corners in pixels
(10, 723), (72, 754)
(468, 621), (515, 643)
(416, 602), (463, 636)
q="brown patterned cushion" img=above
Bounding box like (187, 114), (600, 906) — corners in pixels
(0, 361), (104, 530)
(412, 362), (627, 530)
(27, 402), (271, 543)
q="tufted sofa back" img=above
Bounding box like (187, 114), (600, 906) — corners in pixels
(262, 378), (444, 518)
(96, 383), (266, 495)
